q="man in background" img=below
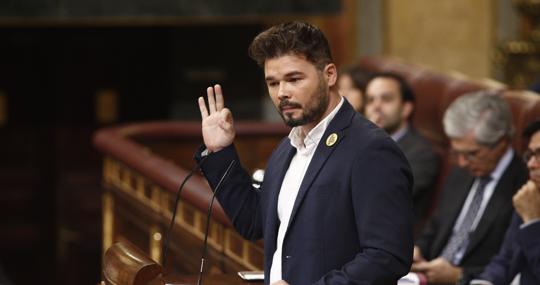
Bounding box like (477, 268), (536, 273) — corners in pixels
(412, 92), (529, 284)
(471, 119), (540, 285)
(338, 65), (371, 114)
(364, 72), (439, 232)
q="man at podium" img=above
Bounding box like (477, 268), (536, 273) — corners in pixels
(196, 21), (414, 284)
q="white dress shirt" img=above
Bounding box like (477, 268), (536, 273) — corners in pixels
(269, 97), (344, 283)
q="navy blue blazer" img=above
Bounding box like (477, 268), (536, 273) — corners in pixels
(198, 101), (414, 284)
(477, 213), (540, 285)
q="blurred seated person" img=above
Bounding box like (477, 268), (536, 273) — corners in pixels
(470, 119), (540, 285)
(364, 72), (439, 232)
(411, 91), (529, 284)
(338, 65), (370, 114)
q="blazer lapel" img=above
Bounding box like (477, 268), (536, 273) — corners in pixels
(285, 102), (354, 231)
(435, 172), (475, 254)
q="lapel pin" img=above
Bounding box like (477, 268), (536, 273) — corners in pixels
(326, 133), (338, 147)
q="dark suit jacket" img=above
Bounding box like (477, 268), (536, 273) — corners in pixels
(416, 154), (528, 280)
(477, 213), (540, 285)
(397, 127), (439, 227)
(198, 101), (414, 285)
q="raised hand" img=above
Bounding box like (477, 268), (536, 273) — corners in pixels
(198, 84), (235, 153)
(513, 180), (540, 223)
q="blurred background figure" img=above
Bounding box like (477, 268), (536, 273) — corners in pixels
(412, 92), (528, 284)
(338, 65), (371, 114)
(471, 119), (540, 285)
(364, 72), (439, 233)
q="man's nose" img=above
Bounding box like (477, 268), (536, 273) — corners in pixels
(456, 154), (470, 168)
(277, 82), (290, 100)
(528, 155), (540, 169)
(369, 98), (382, 110)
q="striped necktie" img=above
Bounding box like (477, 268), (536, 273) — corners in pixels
(440, 175), (492, 265)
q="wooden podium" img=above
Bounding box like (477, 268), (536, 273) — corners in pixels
(102, 241), (164, 285)
(102, 241), (262, 285)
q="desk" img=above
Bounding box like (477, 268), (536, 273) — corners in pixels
(164, 274), (263, 285)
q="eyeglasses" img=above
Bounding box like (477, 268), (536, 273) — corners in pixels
(523, 147), (540, 163)
(450, 139), (505, 162)
(450, 148), (482, 161)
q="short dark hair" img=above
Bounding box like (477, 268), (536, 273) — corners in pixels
(523, 119), (540, 139)
(339, 65), (371, 94)
(248, 21), (333, 70)
(368, 72), (415, 104)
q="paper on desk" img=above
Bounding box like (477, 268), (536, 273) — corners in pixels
(398, 272), (420, 285)
(237, 271), (264, 281)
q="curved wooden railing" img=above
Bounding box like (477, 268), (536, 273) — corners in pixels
(94, 121), (289, 274)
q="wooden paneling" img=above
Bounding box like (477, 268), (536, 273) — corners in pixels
(385, 0), (495, 78)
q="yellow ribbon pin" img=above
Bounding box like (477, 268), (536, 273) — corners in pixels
(326, 133), (338, 147)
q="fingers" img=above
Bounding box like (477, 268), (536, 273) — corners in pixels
(214, 84), (224, 110)
(219, 108), (233, 130)
(526, 180), (538, 191)
(207, 86), (216, 113)
(514, 181), (534, 202)
(198, 97), (208, 119)
(202, 84), (224, 115)
(411, 261), (428, 272)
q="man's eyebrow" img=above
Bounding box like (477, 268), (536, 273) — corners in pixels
(265, 71), (304, 82)
(284, 71), (304, 77)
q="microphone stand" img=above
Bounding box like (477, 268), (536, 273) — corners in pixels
(196, 159), (236, 285)
(162, 155), (209, 269)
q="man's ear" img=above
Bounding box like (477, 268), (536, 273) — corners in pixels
(402, 101), (414, 121)
(324, 63), (338, 87)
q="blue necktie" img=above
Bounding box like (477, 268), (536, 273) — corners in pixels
(440, 175), (492, 265)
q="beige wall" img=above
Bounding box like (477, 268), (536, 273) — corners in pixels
(384, 0), (494, 78)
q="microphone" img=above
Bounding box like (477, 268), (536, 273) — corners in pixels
(197, 159), (236, 285)
(162, 154), (209, 269)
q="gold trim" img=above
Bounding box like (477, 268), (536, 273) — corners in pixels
(150, 225), (163, 264)
(102, 157), (264, 270)
(102, 192), (114, 255)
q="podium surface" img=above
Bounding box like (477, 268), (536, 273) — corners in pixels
(163, 274), (262, 285)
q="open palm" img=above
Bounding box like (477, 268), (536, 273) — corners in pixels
(198, 84), (235, 153)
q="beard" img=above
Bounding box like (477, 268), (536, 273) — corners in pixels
(369, 107), (403, 135)
(381, 116), (403, 134)
(278, 79), (329, 128)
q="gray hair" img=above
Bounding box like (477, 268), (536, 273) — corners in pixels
(443, 91), (514, 146)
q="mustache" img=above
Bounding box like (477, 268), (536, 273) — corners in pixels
(279, 100), (302, 111)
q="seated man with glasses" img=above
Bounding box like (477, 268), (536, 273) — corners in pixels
(410, 91), (529, 284)
(470, 119), (540, 285)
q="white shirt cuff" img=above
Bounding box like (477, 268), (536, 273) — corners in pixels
(520, 218), (540, 229)
(470, 279), (494, 285)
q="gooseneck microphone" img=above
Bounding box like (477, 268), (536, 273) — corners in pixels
(197, 159), (236, 285)
(162, 154), (209, 269)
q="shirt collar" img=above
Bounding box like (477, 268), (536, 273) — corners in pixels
(288, 97), (344, 154)
(487, 147), (514, 182)
(391, 123), (409, 142)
